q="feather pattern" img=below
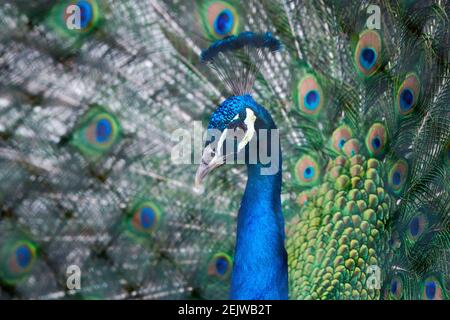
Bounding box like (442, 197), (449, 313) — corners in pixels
(0, 0), (448, 300)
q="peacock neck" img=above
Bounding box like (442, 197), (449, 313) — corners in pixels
(230, 157), (288, 299)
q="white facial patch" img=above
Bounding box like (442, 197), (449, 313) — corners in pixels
(238, 108), (256, 152)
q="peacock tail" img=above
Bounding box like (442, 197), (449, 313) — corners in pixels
(0, 0), (449, 300)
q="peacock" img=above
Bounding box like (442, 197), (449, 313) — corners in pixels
(0, 0), (449, 300)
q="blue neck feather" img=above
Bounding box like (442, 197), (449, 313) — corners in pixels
(230, 143), (288, 299)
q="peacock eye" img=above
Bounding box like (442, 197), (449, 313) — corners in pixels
(294, 155), (320, 186)
(16, 245), (32, 268)
(94, 118), (112, 143)
(407, 214), (427, 240)
(214, 9), (233, 35)
(389, 276), (403, 300)
(303, 166), (314, 179)
(296, 75), (323, 116)
(208, 253), (232, 278)
(70, 106), (121, 158)
(365, 123), (387, 157)
(305, 90), (320, 109)
(1, 240), (37, 284)
(360, 48), (376, 70)
(201, 1), (240, 39)
(140, 208), (156, 229)
(388, 159), (408, 195)
(422, 276), (444, 300)
(355, 30), (382, 76)
(400, 89), (413, 108)
(215, 256), (228, 274)
(128, 201), (161, 235)
(397, 73), (420, 115)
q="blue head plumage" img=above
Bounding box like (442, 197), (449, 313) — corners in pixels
(195, 94), (279, 187)
(208, 95), (276, 131)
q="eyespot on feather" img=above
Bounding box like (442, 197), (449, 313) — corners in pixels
(200, 1), (240, 40)
(70, 107), (121, 158)
(295, 75), (324, 116)
(0, 240), (37, 284)
(208, 253), (232, 279)
(421, 276), (445, 300)
(365, 123), (387, 157)
(128, 201), (162, 235)
(354, 30), (382, 76)
(294, 155), (320, 186)
(397, 73), (420, 115)
(407, 214), (427, 241)
(388, 276), (404, 300)
(388, 159), (408, 195)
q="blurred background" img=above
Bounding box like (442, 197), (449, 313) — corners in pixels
(0, 0), (246, 299)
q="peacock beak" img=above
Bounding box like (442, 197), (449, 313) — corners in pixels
(194, 144), (224, 188)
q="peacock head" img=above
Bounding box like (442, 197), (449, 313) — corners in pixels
(195, 94), (278, 187)
(195, 32), (282, 187)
